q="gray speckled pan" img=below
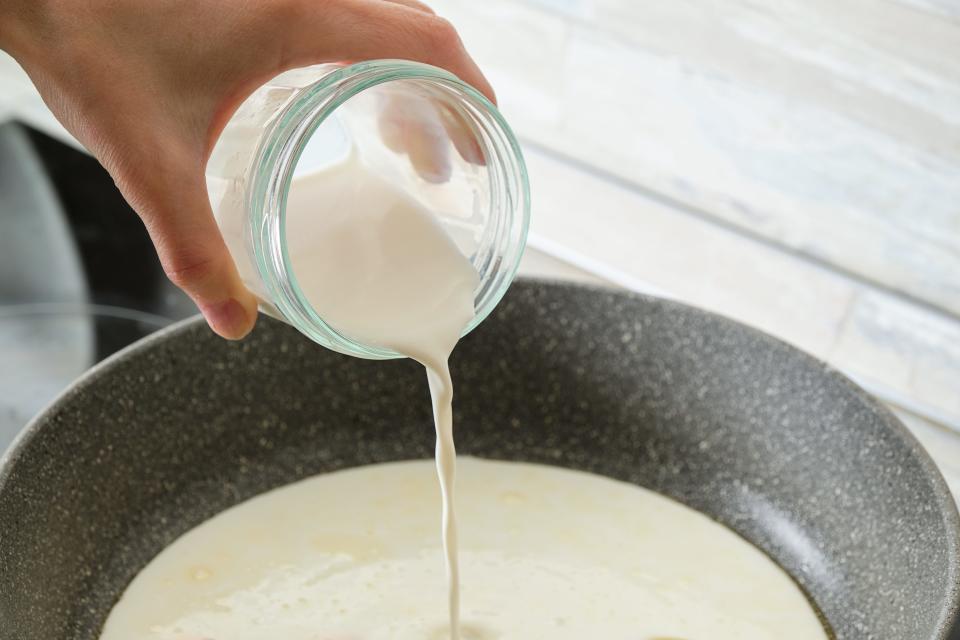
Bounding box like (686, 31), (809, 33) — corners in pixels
(1, 280), (958, 639)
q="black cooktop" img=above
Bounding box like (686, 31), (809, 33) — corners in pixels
(0, 121), (196, 448)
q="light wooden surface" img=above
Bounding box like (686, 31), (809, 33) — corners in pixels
(425, 0), (960, 427)
(435, 0), (960, 314)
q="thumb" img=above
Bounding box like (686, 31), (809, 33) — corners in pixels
(139, 179), (259, 340)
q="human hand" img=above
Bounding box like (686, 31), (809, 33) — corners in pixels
(0, 0), (494, 338)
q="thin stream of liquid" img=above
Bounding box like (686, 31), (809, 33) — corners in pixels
(279, 156), (478, 638)
(427, 364), (460, 640)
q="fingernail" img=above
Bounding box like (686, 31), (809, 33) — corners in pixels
(200, 298), (251, 339)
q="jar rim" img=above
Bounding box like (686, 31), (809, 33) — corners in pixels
(248, 59), (530, 359)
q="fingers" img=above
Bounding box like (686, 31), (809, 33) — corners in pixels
(437, 101), (484, 165)
(378, 91), (452, 182)
(284, 0), (496, 103)
(138, 178), (259, 340)
(378, 91), (486, 181)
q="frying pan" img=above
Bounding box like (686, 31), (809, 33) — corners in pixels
(1, 280), (957, 639)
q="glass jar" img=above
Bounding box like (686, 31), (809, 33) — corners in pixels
(206, 60), (530, 359)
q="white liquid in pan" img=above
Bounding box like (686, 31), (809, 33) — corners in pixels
(99, 458), (828, 640)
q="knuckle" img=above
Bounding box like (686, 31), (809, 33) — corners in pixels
(162, 252), (219, 291)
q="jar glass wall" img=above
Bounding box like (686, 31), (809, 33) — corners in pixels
(206, 60), (529, 359)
